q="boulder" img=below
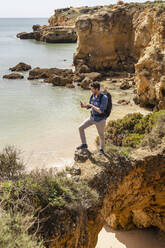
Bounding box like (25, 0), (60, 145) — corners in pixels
(117, 99), (130, 105)
(28, 68), (50, 80)
(120, 81), (131, 90)
(81, 77), (93, 90)
(74, 149), (92, 163)
(9, 62), (31, 72)
(66, 83), (75, 88)
(81, 72), (102, 81)
(133, 95), (140, 105)
(76, 64), (91, 74)
(3, 73), (24, 79)
(28, 67), (74, 82)
(51, 75), (72, 86)
(73, 74), (85, 82)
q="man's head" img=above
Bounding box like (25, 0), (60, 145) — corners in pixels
(90, 82), (100, 95)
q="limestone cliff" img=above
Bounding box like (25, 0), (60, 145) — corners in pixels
(48, 5), (113, 27)
(74, 2), (165, 110)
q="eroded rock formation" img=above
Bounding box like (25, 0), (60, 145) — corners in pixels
(74, 3), (165, 109)
(48, 6), (111, 27)
(17, 26), (77, 43)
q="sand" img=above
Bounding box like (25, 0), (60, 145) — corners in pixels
(96, 224), (165, 248)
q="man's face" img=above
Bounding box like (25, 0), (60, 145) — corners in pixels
(90, 86), (98, 94)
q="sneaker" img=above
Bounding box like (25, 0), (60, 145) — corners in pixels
(76, 144), (88, 150)
(98, 149), (104, 155)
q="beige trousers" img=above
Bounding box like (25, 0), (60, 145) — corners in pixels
(78, 116), (106, 149)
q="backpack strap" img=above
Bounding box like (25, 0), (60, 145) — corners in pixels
(89, 94), (93, 104)
(99, 92), (104, 104)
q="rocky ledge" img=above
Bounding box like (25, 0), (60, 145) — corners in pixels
(44, 109), (165, 247)
(48, 5), (114, 27)
(17, 26), (77, 43)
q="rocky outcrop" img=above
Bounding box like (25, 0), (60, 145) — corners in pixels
(45, 110), (165, 248)
(17, 26), (77, 43)
(74, 2), (165, 109)
(27, 67), (74, 87)
(9, 62), (31, 72)
(16, 31), (40, 40)
(3, 73), (24, 79)
(48, 6), (111, 27)
(74, 7), (136, 72)
(135, 12), (165, 109)
(17, 5), (115, 43)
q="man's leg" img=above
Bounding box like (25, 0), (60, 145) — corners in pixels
(78, 117), (95, 145)
(95, 119), (106, 150)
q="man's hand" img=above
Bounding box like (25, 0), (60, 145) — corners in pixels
(80, 102), (88, 108)
(86, 104), (93, 108)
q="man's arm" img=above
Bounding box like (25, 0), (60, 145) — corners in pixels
(99, 95), (108, 113)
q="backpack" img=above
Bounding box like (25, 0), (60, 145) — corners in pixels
(89, 90), (112, 118)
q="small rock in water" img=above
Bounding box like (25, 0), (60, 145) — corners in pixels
(9, 62), (31, 72)
(3, 73), (24, 79)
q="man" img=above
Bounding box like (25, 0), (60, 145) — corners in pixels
(77, 82), (108, 155)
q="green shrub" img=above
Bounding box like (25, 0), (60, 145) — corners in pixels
(96, 110), (165, 149)
(122, 133), (145, 148)
(0, 210), (45, 248)
(0, 145), (25, 180)
(0, 167), (99, 215)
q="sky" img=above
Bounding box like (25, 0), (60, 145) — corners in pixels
(0, 0), (148, 18)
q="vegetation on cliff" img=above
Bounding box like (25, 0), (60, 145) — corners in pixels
(0, 109), (165, 247)
(96, 110), (165, 149)
(0, 145), (99, 247)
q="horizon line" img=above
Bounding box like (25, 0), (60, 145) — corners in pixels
(0, 17), (49, 18)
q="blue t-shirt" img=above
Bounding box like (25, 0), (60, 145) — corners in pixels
(87, 92), (108, 122)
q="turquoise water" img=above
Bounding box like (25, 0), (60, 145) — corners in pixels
(0, 18), (94, 169)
